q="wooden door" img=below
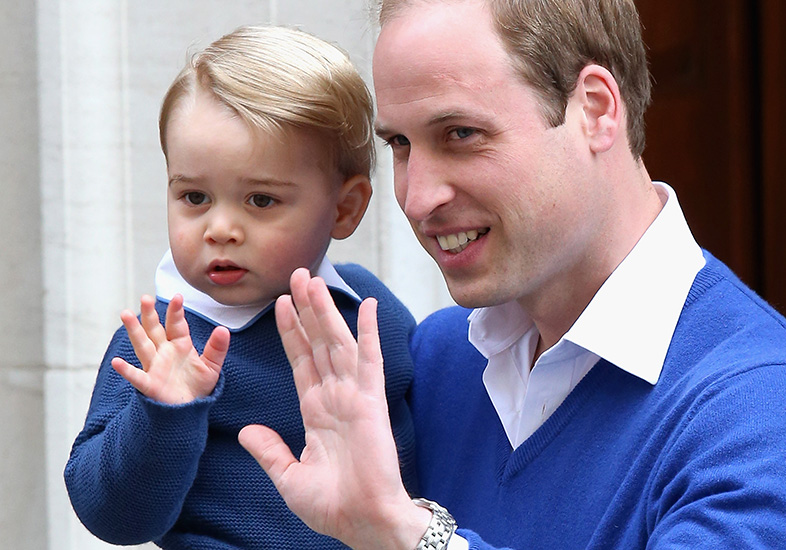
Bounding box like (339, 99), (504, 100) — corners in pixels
(636, 0), (785, 313)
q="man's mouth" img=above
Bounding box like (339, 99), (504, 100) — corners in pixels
(436, 228), (489, 254)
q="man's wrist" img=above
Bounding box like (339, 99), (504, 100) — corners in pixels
(412, 498), (457, 550)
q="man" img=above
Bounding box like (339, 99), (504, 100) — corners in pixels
(239, 0), (786, 548)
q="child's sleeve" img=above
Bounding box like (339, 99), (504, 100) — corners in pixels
(63, 321), (222, 545)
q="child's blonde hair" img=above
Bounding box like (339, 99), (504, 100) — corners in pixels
(160, 25), (375, 178)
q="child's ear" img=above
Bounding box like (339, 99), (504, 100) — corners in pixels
(573, 64), (622, 154)
(331, 174), (372, 240)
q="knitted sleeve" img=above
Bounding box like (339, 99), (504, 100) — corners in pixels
(63, 304), (223, 545)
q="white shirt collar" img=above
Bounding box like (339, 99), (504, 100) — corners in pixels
(469, 181), (705, 385)
(154, 249), (361, 331)
(563, 181), (705, 384)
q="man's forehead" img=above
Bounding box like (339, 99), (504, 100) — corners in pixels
(373, 0), (501, 76)
(378, 0), (477, 26)
(375, 9), (498, 75)
(373, 60), (498, 109)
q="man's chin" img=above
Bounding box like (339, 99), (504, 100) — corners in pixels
(444, 283), (493, 310)
(443, 274), (523, 310)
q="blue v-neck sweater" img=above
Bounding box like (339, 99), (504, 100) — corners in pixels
(410, 253), (786, 549)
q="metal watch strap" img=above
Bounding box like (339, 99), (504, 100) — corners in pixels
(413, 497), (457, 550)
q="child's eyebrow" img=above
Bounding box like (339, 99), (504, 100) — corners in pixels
(168, 174), (198, 186)
(167, 175), (298, 188)
(243, 177), (298, 188)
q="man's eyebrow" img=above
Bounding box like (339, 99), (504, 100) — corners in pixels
(374, 110), (482, 137)
(374, 123), (393, 138)
(427, 110), (473, 126)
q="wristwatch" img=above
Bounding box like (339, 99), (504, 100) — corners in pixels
(412, 497), (457, 550)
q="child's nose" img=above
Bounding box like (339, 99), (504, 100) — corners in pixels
(204, 209), (244, 244)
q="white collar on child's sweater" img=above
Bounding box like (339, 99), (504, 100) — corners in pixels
(154, 249), (361, 331)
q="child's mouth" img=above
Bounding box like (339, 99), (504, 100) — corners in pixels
(208, 263), (247, 285)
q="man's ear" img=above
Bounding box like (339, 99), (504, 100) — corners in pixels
(573, 64), (623, 154)
(331, 174), (372, 240)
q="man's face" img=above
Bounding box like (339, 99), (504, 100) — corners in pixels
(373, 0), (600, 311)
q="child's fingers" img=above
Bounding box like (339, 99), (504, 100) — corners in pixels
(201, 326), (230, 375)
(111, 357), (150, 395)
(120, 309), (158, 368)
(139, 295), (167, 346)
(164, 294), (190, 342)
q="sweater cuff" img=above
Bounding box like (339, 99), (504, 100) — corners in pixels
(130, 370), (225, 440)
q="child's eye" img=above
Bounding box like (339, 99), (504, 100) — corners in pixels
(184, 192), (209, 205)
(248, 194), (274, 208)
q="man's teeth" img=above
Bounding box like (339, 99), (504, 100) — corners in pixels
(436, 229), (487, 253)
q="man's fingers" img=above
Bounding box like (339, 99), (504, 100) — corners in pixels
(289, 270), (337, 380)
(238, 425), (298, 490)
(276, 294), (321, 392)
(307, 276), (360, 379)
(202, 326), (230, 374)
(281, 268), (367, 383)
(356, 298), (385, 393)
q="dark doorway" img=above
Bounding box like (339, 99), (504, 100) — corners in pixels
(637, 0), (785, 313)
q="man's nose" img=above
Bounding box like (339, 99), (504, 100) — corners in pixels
(395, 149), (455, 221)
(204, 206), (244, 244)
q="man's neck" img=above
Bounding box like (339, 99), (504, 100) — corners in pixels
(526, 168), (664, 359)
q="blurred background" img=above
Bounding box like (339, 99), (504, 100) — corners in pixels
(0, 0), (783, 548)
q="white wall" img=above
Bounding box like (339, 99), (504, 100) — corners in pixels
(0, 0), (452, 548)
(0, 1), (47, 546)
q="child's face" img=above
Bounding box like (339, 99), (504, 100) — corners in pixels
(165, 89), (346, 307)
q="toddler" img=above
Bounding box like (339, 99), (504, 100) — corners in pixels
(64, 25), (416, 549)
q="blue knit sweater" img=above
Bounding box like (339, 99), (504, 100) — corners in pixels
(65, 263), (417, 549)
(410, 253), (786, 549)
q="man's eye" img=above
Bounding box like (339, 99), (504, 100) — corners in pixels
(184, 192), (209, 205)
(249, 194), (274, 208)
(388, 135), (410, 147)
(449, 127), (476, 140)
